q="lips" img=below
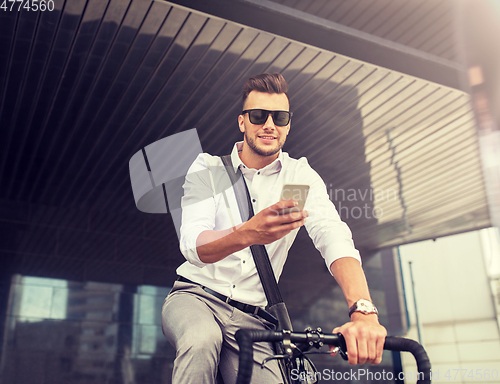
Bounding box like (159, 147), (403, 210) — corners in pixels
(258, 135), (276, 141)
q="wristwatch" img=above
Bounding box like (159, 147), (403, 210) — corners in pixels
(349, 299), (378, 317)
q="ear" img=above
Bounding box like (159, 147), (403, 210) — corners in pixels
(238, 114), (245, 133)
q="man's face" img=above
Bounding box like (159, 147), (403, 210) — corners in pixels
(238, 91), (290, 157)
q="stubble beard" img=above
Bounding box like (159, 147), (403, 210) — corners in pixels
(244, 131), (284, 157)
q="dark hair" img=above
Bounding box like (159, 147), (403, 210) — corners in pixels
(241, 73), (289, 107)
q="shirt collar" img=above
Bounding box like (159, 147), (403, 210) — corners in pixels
(230, 141), (283, 174)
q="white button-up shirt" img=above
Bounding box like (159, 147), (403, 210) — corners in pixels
(177, 142), (360, 307)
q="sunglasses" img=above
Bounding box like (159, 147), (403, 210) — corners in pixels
(242, 109), (293, 127)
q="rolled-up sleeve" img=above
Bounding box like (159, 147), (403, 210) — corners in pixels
(179, 154), (217, 268)
(302, 163), (361, 272)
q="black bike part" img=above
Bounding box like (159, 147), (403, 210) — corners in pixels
(268, 302), (293, 331)
(235, 329), (431, 384)
(235, 330), (308, 384)
(235, 330), (343, 384)
(383, 337), (432, 384)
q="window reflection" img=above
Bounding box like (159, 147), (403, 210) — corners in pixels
(132, 285), (170, 358)
(2, 275), (174, 384)
(15, 276), (68, 322)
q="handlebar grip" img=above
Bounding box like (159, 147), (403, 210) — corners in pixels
(235, 329), (282, 384)
(235, 329), (254, 384)
(384, 336), (431, 384)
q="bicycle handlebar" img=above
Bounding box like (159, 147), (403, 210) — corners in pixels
(235, 329), (431, 384)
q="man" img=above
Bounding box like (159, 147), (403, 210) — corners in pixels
(162, 73), (386, 384)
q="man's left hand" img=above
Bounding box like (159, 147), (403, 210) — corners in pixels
(331, 314), (387, 365)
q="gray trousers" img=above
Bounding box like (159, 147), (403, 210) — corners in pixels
(161, 281), (283, 384)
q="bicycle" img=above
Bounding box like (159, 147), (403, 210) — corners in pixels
(235, 327), (431, 384)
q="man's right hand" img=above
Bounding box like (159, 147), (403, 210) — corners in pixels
(196, 200), (307, 264)
(238, 200), (308, 246)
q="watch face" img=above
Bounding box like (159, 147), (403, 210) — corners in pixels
(358, 299), (371, 309)
(350, 299), (378, 316)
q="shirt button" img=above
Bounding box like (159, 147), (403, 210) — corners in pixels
(252, 199), (256, 203)
(232, 285), (236, 288)
(257, 171), (260, 175)
(242, 260), (245, 264)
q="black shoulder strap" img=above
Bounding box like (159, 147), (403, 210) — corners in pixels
(220, 155), (285, 305)
(221, 155), (293, 334)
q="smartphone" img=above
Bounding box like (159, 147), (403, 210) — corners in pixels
(280, 184), (310, 215)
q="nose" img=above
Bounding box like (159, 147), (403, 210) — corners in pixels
(262, 113), (275, 129)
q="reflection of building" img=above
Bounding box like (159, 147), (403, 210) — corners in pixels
(1, 279), (123, 384)
(66, 282), (122, 383)
(1, 277), (175, 384)
(3, 319), (80, 384)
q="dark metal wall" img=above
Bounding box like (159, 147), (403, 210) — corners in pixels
(270, 0), (459, 61)
(0, 0), (490, 256)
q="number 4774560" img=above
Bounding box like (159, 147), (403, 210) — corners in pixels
(1, 0), (55, 11)
(442, 368), (499, 381)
